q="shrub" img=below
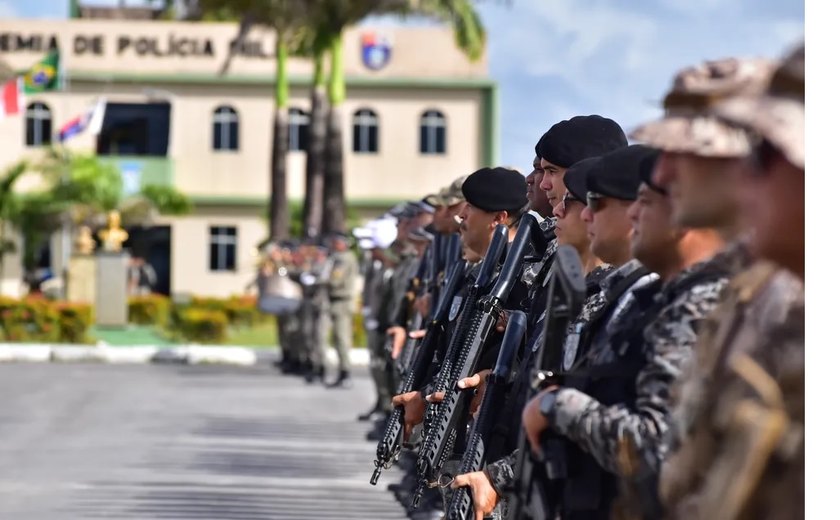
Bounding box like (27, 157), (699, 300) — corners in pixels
(54, 302), (93, 343)
(178, 309), (228, 344)
(188, 295), (264, 328)
(129, 294), (171, 327)
(0, 297), (60, 342)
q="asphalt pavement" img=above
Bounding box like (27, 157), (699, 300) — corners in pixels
(0, 362), (407, 519)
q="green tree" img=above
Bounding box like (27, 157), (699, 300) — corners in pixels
(195, 0), (313, 242)
(161, 0), (487, 237)
(0, 161), (28, 279)
(311, 0), (487, 233)
(1, 150), (192, 291)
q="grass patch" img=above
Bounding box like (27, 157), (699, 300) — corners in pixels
(225, 320), (278, 347)
(91, 325), (175, 347)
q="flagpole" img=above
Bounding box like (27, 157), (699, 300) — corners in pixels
(59, 61), (70, 299)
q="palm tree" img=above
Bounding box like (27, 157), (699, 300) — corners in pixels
(310, 0), (487, 234)
(0, 161), (28, 280)
(170, 1), (314, 241)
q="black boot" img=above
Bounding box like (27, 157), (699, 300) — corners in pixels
(326, 369), (350, 388)
(305, 364), (324, 384)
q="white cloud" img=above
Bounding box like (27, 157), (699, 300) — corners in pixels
(475, 0), (803, 164)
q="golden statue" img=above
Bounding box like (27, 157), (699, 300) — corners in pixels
(98, 210), (129, 252)
(74, 226), (96, 255)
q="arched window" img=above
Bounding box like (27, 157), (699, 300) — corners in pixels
(353, 108), (379, 153)
(420, 109), (446, 155)
(25, 102), (52, 147)
(289, 107), (310, 151)
(212, 105), (239, 151)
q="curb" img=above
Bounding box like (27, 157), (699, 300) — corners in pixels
(0, 343), (371, 367)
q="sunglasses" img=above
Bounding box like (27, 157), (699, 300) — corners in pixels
(586, 191), (605, 212)
(555, 193), (581, 216)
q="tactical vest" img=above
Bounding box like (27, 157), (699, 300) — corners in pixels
(555, 264), (728, 519)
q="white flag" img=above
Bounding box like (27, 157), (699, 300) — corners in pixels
(87, 97), (106, 136)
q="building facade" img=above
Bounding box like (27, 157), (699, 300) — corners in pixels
(0, 18), (496, 298)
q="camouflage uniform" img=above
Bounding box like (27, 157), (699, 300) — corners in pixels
(377, 243), (418, 395)
(483, 262), (617, 502)
(324, 248), (360, 373)
(362, 255), (395, 413)
(627, 52), (804, 520)
(300, 252), (331, 372)
(548, 249), (737, 477)
(658, 45), (805, 520)
(659, 262), (804, 520)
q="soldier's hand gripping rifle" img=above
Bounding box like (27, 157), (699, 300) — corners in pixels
(370, 257), (467, 486)
(445, 310), (528, 520)
(413, 214), (541, 508)
(508, 245), (587, 520)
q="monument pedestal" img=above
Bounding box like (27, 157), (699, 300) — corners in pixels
(95, 252), (129, 327)
(66, 255), (96, 304)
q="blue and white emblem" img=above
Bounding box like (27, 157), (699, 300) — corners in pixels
(362, 32), (392, 71)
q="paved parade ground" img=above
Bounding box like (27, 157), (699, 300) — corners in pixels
(0, 362), (407, 520)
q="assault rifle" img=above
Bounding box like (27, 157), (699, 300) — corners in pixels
(508, 245), (587, 520)
(445, 310), (528, 520)
(422, 225), (509, 423)
(400, 234), (464, 375)
(413, 214), (542, 507)
(370, 257), (467, 485)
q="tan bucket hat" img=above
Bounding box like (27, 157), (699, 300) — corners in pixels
(713, 43), (804, 169)
(631, 57), (776, 158)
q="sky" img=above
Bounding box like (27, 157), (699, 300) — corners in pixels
(1, 0), (804, 170)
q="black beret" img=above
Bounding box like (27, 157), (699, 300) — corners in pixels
(563, 157), (602, 202)
(586, 145), (658, 201)
(534, 133), (545, 160)
(638, 150), (666, 194)
(536, 115), (628, 168)
(462, 167), (528, 213)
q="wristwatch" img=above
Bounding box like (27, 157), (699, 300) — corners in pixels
(539, 389), (559, 420)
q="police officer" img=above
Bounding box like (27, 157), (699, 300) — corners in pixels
(629, 55), (804, 520)
(322, 232), (360, 388)
(647, 46), (805, 520)
(298, 243), (331, 383)
(515, 145), (660, 520)
(450, 119), (629, 519)
(357, 217), (399, 420)
(525, 154), (552, 218)
(393, 167), (530, 443)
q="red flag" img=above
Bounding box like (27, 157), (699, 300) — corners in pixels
(1, 78), (24, 119)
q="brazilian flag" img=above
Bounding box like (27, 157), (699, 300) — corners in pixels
(22, 51), (61, 94)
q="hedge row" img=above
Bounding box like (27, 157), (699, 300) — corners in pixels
(0, 296), (93, 343)
(129, 294), (270, 344)
(128, 294), (367, 346)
